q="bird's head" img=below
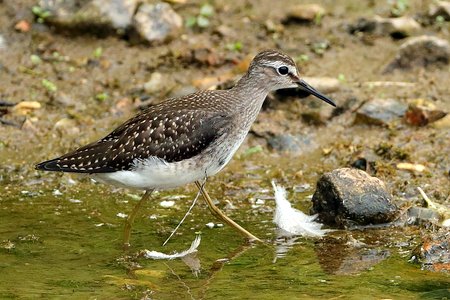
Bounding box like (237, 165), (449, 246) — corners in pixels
(248, 49), (336, 107)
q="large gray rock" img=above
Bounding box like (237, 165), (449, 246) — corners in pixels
(384, 35), (450, 72)
(39, 0), (138, 32)
(132, 2), (182, 44)
(311, 168), (398, 227)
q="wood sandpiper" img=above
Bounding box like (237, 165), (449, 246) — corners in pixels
(36, 49), (336, 246)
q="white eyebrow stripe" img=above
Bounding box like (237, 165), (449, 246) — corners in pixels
(262, 60), (298, 76)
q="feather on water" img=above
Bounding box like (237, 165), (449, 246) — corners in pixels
(272, 181), (330, 237)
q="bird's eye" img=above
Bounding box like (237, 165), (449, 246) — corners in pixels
(277, 66), (289, 75)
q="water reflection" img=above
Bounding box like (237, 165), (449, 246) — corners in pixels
(314, 234), (391, 275)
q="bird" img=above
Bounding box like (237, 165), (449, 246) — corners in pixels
(36, 49), (336, 247)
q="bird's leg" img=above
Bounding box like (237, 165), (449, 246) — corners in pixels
(195, 181), (262, 243)
(123, 189), (153, 249)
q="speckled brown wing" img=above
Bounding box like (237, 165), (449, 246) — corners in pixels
(36, 109), (232, 173)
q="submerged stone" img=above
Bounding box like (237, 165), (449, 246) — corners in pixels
(311, 168), (398, 227)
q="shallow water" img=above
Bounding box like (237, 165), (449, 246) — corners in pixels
(1, 153), (449, 299)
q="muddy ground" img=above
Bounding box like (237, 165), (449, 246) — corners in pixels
(1, 1), (449, 197)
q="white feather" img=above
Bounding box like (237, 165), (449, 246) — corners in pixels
(143, 235), (201, 260)
(272, 181), (330, 237)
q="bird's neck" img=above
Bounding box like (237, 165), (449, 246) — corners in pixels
(229, 73), (270, 128)
(232, 72), (270, 110)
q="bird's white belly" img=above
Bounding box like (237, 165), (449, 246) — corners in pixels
(94, 156), (206, 190)
(93, 134), (245, 190)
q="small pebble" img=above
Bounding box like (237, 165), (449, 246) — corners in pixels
(52, 189), (63, 196)
(116, 212), (128, 218)
(66, 178), (77, 185)
(159, 200), (175, 208)
(255, 199), (265, 205)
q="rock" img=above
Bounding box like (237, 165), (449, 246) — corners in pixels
(405, 101), (447, 126)
(39, 0), (138, 33)
(411, 229), (450, 272)
(132, 2), (182, 44)
(311, 168), (398, 227)
(267, 134), (318, 155)
(373, 15), (420, 38)
(14, 20), (31, 32)
(348, 15), (420, 38)
(12, 101), (42, 115)
(283, 4), (326, 23)
(429, 1), (450, 21)
(355, 98), (408, 126)
(406, 207), (440, 226)
(384, 36), (450, 72)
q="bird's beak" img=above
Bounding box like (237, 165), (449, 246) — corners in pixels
(296, 78), (336, 107)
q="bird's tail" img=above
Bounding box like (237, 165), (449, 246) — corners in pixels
(35, 158), (64, 172)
